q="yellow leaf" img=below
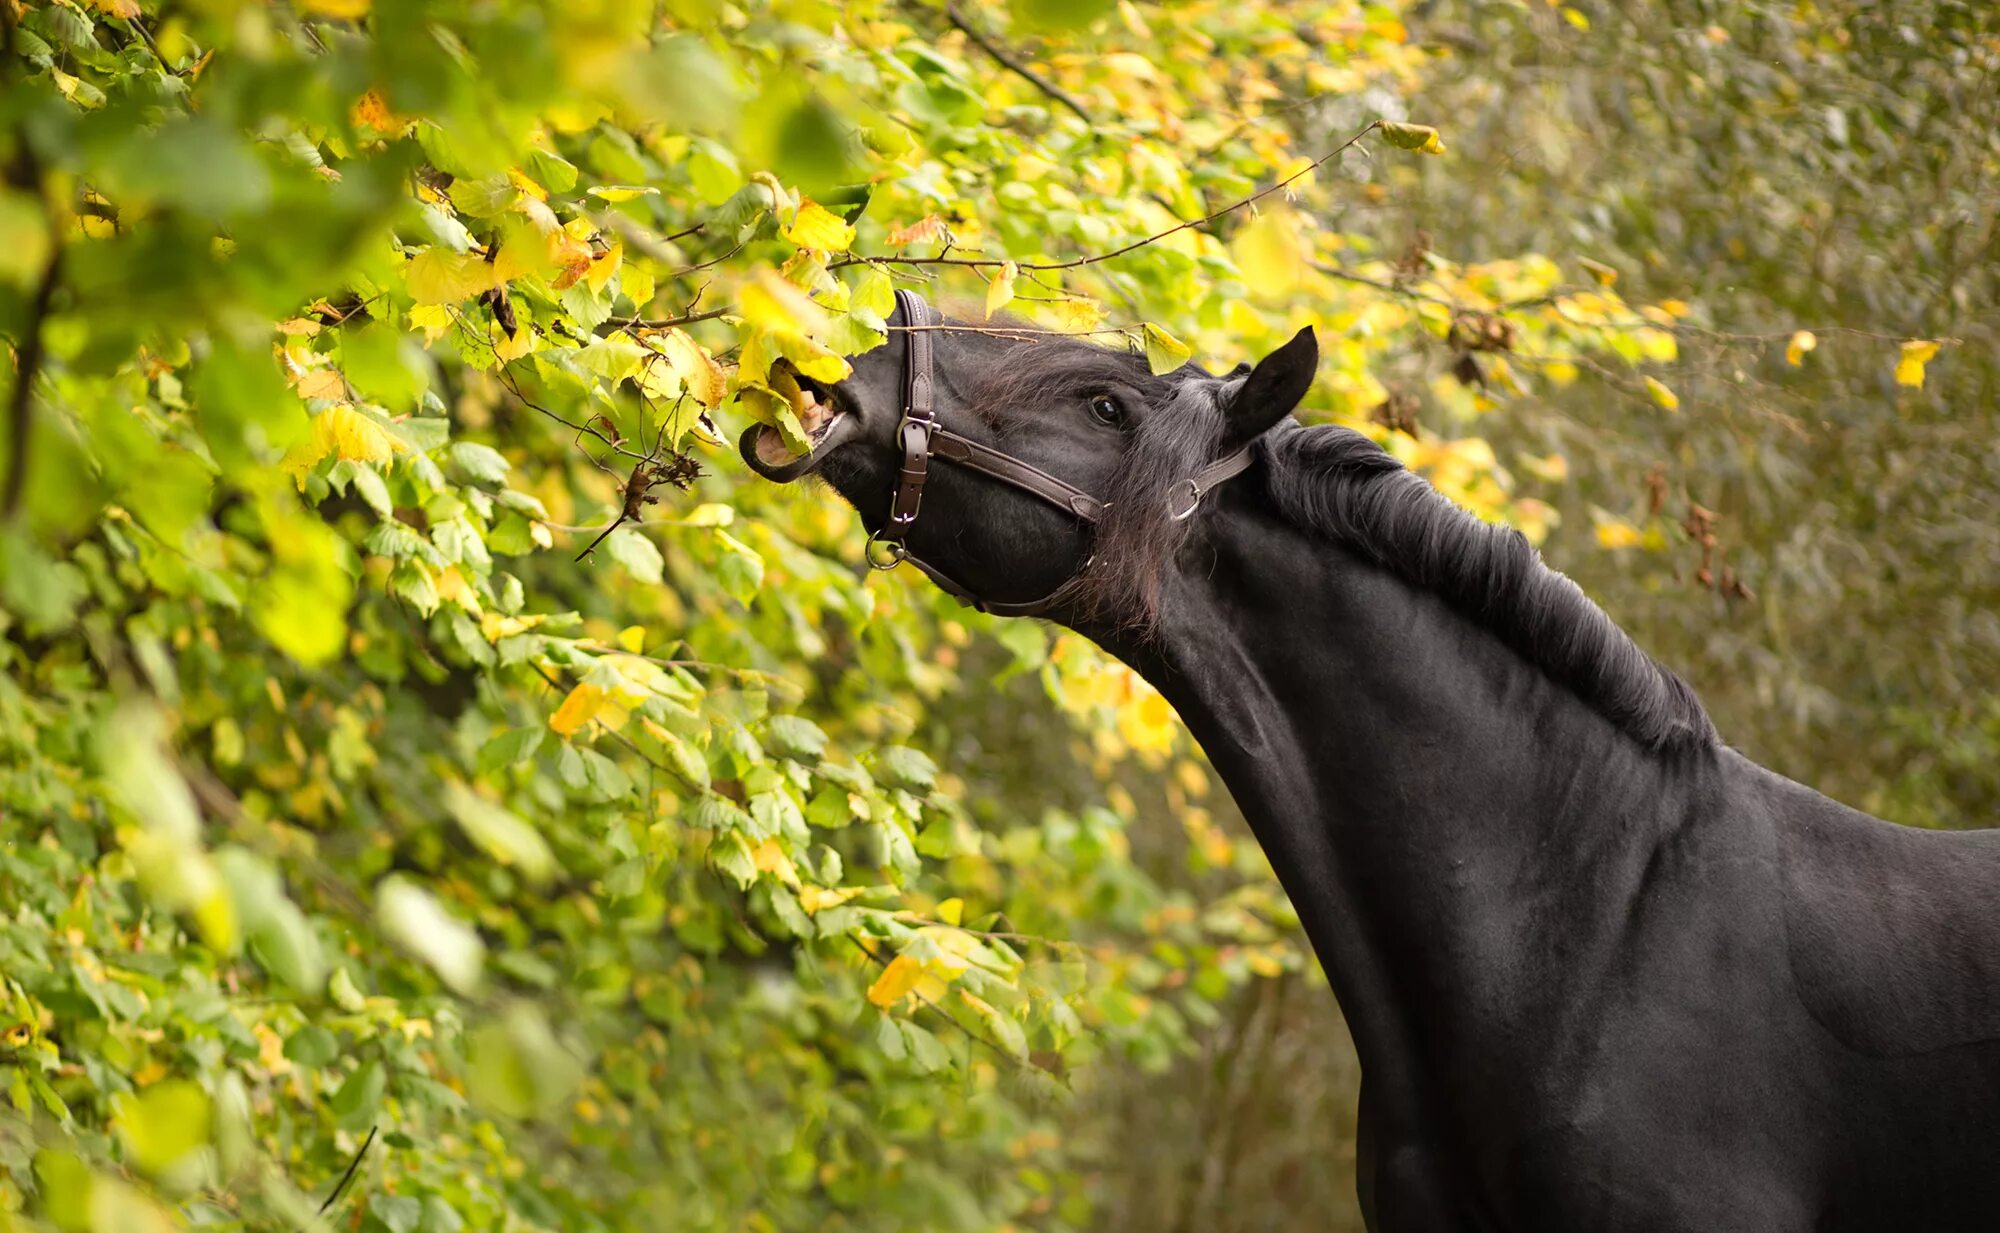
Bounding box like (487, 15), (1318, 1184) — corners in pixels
(738, 271), (831, 336)
(284, 404), (401, 479)
(301, 0), (372, 14)
(750, 839), (800, 888)
(405, 248), (496, 305)
(1595, 518), (1643, 550)
(293, 369), (347, 400)
(936, 897), (964, 926)
(584, 242), (623, 294)
(1380, 121), (1447, 155)
(784, 200), (857, 253)
(508, 167), (550, 203)
(1894, 339), (1939, 388)
(1636, 328), (1678, 364)
(1142, 323), (1192, 374)
(586, 185), (658, 203)
(494, 326), (535, 362)
(1579, 257), (1618, 286)
(657, 329), (726, 406)
(323, 405), (400, 463)
(885, 216), (947, 248)
(1232, 208), (1307, 298)
(799, 885), (865, 914)
(1785, 330), (1818, 367)
(1035, 296), (1105, 335)
(616, 625), (646, 653)
(985, 261), (1018, 319)
(350, 89), (405, 134)
(549, 682), (609, 737)
(867, 955), (923, 1008)
(92, 0), (142, 16)
(407, 303), (453, 344)
(1643, 376), (1680, 412)
(435, 566), (480, 613)
(1521, 452), (1568, 483)
(773, 333), (851, 385)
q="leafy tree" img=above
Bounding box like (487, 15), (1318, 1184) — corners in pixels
(0, 0), (1913, 1229)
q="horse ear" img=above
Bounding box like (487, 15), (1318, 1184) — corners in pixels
(1224, 326), (1317, 448)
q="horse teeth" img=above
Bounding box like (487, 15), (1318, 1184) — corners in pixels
(754, 425), (798, 466)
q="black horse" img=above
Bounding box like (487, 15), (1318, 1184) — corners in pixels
(742, 295), (2000, 1232)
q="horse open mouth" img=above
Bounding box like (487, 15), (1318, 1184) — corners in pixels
(738, 366), (859, 483)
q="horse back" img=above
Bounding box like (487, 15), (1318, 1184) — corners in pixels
(1773, 779), (2000, 1057)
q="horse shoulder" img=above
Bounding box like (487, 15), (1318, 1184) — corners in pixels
(1771, 775), (2000, 1057)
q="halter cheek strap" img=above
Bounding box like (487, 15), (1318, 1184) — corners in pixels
(867, 289), (1253, 617)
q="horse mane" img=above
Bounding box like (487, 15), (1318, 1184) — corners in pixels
(1257, 422), (1716, 751)
(948, 328), (1712, 751)
(1060, 394), (1715, 751)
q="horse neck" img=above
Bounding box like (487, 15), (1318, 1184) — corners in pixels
(1089, 495), (1712, 1095)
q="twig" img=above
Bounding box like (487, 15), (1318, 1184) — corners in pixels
(590, 210), (699, 266)
(605, 307), (732, 332)
(829, 119), (1381, 275)
(316, 1125), (378, 1217)
(944, 0), (1093, 124)
(495, 370), (653, 466)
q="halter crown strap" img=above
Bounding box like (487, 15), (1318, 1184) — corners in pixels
(870, 289), (1255, 617)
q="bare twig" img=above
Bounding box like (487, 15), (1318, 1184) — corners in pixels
(316, 1125), (378, 1217)
(606, 307), (732, 332)
(944, 0), (1093, 124)
(830, 119), (1382, 275)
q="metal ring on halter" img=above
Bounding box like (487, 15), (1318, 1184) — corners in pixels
(865, 532), (909, 570)
(1168, 479), (1205, 521)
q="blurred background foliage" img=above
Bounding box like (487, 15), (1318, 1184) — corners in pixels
(0, 0), (1989, 1230)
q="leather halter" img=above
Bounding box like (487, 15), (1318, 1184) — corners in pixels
(863, 289), (1255, 617)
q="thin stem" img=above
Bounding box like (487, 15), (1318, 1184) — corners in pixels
(829, 119), (1382, 275)
(944, 0), (1093, 124)
(317, 1125), (378, 1217)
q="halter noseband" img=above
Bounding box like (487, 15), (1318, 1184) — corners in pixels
(865, 289), (1254, 617)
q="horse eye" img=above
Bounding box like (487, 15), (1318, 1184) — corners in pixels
(1088, 396), (1123, 428)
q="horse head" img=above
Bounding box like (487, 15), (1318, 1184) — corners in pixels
(740, 291), (1316, 623)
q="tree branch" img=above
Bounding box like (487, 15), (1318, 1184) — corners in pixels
(944, 1), (1093, 124)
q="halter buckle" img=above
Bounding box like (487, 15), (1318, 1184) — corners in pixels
(1168, 478), (1205, 521)
(864, 532), (909, 570)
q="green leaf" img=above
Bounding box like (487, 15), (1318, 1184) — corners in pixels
(714, 531), (764, 603)
(284, 1026), (340, 1069)
(329, 1059), (385, 1131)
(112, 1081), (211, 1177)
(601, 527), (664, 583)
(447, 174), (521, 217)
(875, 746), (937, 792)
(377, 877), (485, 994)
(467, 1005), (584, 1119)
(444, 781), (559, 884)
(447, 442), (511, 486)
(765, 715), (828, 762)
